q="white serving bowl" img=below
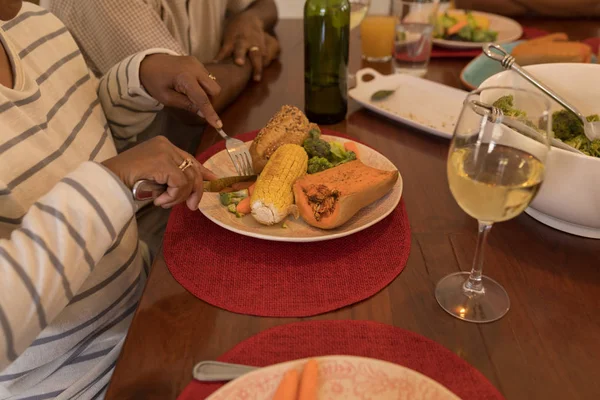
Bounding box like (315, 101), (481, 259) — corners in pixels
(480, 63), (600, 239)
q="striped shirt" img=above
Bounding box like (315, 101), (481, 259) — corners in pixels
(0, 4), (174, 399)
(50, 0), (255, 76)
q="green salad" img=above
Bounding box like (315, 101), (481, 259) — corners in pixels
(493, 95), (600, 158)
(434, 11), (498, 43)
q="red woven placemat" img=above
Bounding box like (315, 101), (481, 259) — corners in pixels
(178, 320), (505, 400)
(164, 130), (411, 317)
(429, 27), (600, 59)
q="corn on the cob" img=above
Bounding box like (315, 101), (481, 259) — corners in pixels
(251, 144), (308, 225)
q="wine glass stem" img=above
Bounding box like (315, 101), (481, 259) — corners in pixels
(464, 221), (493, 293)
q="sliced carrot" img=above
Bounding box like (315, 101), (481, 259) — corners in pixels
(344, 142), (360, 160)
(248, 183), (256, 196)
(236, 196), (251, 215)
(447, 20), (467, 36)
(272, 369), (299, 400)
(231, 181), (254, 191)
(297, 359), (319, 400)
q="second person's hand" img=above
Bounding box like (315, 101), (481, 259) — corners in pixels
(140, 54), (223, 129)
(214, 13), (269, 82)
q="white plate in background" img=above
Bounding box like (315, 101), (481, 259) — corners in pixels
(433, 10), (523, 49)
(349, 68), (467, 139)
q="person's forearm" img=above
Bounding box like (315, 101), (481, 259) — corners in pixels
(206, 60), (253, 112)
(164, 59), (252, 125)
(454, 0), (528, 16)
(243, 0), (278, 31)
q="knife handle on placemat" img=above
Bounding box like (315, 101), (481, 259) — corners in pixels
(132, 175), (257, 201)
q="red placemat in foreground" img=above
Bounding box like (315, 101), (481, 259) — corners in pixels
(164, 130), (411, 317)
(178, 320), (505, 400)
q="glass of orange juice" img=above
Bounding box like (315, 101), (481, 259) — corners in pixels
(360, 14), (396, 62)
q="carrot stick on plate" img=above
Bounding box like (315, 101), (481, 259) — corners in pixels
(272, 369), (299, 400)
(297, 359), (319, 400)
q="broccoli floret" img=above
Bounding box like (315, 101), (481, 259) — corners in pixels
(472, 29), (497, 43)
(457, 25), (473, 41)
(307, 156), (333, 174)
(493, 95), (527, 119)
(552, 110), (584, 141)
(587, 139), (600, 157)
(562, 134), (600, 158)
(335, 151), (357, 165)
(563, 134), (588, 151)
(219, 189), (248, 206)
(552, 111), (600, 143)
(303, 129), (331, 158)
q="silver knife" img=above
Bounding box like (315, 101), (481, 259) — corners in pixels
(192, 361), (258, 382)
(132, 175), (257, 201)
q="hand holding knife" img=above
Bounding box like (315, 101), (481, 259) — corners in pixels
(132, 175), (257, 201)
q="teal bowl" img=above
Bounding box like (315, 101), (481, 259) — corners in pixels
(460, 41), (598, 90)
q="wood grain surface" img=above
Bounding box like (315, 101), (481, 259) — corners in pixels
(106, 19), (600, 400)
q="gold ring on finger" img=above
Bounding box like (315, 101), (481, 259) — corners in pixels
(249, 46), (260, 53)
(177, 158), (194, 172)
(208, 73), (217, 81)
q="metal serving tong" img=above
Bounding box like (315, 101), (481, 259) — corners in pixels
(483, 43), (600, 142)
(469, 99), (584, 154)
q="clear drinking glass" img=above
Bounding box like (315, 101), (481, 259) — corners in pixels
(391, 0), (439, 77)
(360, 2), (396, 62)
(436, 87), (552, 323)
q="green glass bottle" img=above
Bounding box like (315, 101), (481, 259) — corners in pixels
(304, 0), (350, 125)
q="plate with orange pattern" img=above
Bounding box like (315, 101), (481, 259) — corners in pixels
(206, 356), (459, 400)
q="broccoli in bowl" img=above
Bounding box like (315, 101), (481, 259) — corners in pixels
(492, 95), (600, 158)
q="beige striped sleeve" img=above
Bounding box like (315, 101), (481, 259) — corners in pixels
(0, 162), (135, 370)
(96, 48), (178, 140)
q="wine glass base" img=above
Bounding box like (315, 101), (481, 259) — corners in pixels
(435, 272), (510, 324)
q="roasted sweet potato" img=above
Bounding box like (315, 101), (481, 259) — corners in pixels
(293, 160), (398, 229)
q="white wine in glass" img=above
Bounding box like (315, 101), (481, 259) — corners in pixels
(448, 145), (545, 223)
(349, 0), (370, 30)
(436, 87), (552, 323)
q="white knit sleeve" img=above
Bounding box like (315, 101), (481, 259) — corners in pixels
(0, 162), (134, 371)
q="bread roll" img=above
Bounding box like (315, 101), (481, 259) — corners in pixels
(512, 33), (592, 66)
(250, 105), (312, 173)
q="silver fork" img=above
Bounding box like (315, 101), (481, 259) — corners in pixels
(217, 128), (254, 176)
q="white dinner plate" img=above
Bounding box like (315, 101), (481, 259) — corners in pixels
(198, 135), (403, 243)
(433, 10), (523, 49)
(206, 356), (460, 400)
(349, 68), (467, 139)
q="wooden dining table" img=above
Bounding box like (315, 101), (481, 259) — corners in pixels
(106, 18), (600, 400)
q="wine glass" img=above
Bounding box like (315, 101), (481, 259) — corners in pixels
(436, 86), (552, 323)
(349, 0), (371, 30)
(348, 0), (371, 88)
